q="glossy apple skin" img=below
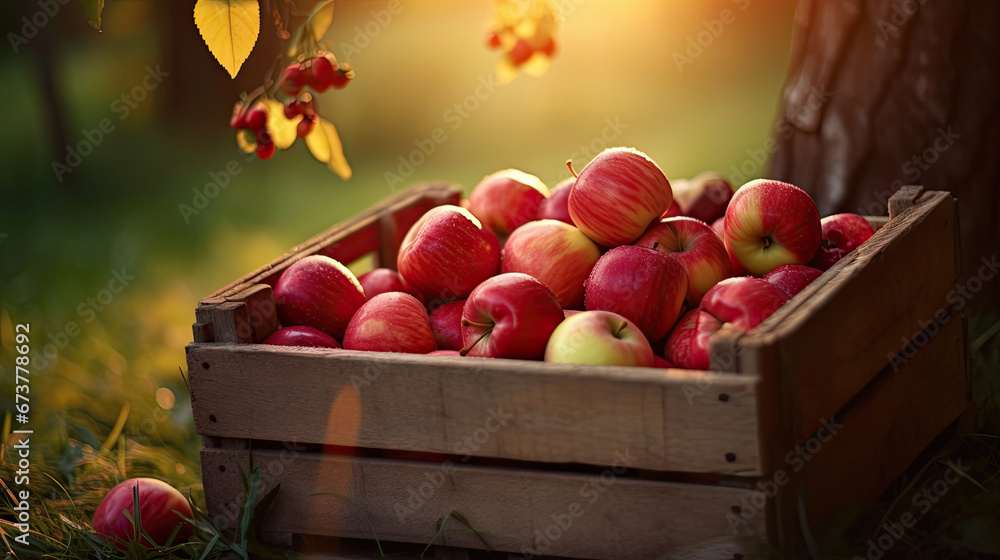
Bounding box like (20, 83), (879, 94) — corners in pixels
(343, 293), (437, 354)
(809, 213), (877, 271)
(568, 147), (673, 247)
(501, 219), (601, 309)
(468, 169), (549, 236)
(724, 179), (822, 276)
(273, 255), (367, 341)
(700, 277), (791, 331)
(764, 264), (823, 298)
(397, 205), (501, 303)
(544, 310), (654, 367)
(358, 268), (423, 301)
(653, 355), (675, 369)
(676, 172), (734, 224)
(428, 299), (466, 351)
(634, 217), (733, 306)
(461, 273), (564, 360)
(537, 178), (575, 225)
(563, 309), (583, 318)
(428, 349), (462, 356)
(263, 326), (341, 348)
(92, 478), (193, 548)
(584, 246), (687, 343)
(663, 308), (723, 371)
(711, 216), (726, 239)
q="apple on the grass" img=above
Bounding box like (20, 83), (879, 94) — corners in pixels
(701, 276), (791, 331)
(764, 264), (823, 298)
(263, 326), (341, 348)
(663, 308), (721, 371)
(724, 179), (822, 276)
(537, 177), (575, 225)
(673, 172), (735, 224)
(584, 245), (687, 343)
(810, 213), (876, 271)
(501, 219), (601, 309)
(358, 268), (423, 301)
(461, 273), (564, 360)
(568, 147), (673, 247)
(633, 217), (733, 305)
(468, 169), (550, 236)
(429, 299), (465, 351)
(544, 310), (654, 367)
(273, 255), (367, 341)
(397, 205), (500, 302)
(343, 293), (437, 354)
(93, 478), (192, 548)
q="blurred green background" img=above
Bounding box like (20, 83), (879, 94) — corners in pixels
(0, 0), (795, 518)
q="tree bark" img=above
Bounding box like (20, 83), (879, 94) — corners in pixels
(769, 0), (1000, 314)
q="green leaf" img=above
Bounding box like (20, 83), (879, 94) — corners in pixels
(79, 0), (105, 31)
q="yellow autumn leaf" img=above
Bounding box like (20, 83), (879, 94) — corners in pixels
(260, 98), (300, 149)
(79, 0), (105, 31)
(194, 0), (260, 79)
(305, 118), (352, 180)
(311, 0), (335, 41)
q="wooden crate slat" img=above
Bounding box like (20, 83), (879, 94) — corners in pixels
(187, 343), (762, 475)
(741, 191), (958, 445)
(774, 310), (969, 549)
(200, 450), (768, 560)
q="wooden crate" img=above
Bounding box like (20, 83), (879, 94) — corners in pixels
(186, 183), (969, 559)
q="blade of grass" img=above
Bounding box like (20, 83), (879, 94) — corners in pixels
(99, 402), (131, 454)
(311, 491), (385, 558)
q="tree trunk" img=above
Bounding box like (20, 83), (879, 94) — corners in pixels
(769, 0), (1000, 314)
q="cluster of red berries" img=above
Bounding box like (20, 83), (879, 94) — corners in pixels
(485, 32), (556, 67)
(283, 94), (318, 138)
(280, 51), (354, 96)
(230, 102), (275, 160)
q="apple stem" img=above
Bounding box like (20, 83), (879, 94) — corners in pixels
(461, 318), (494, 329)
(565, 160), (578, 179)
(652, 242), (659, 251)
(762, 236), (772, 249)
(458, 328), (493, 356)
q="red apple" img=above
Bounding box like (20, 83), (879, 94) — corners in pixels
(723, 179), (822, 276)
(661, 199), (683, 219)
(461, 273), (564, 360)
(711, 216), (726, 239)
(633, 217), (733, 305)
(397, 205), (501, 303)
(429, 299), (465, 351)
(428, 349), (461, 356)
(468, 169), (549, 236)
(663, 308), (722, 371)
(358, 268), (423, 301)
(273, 255), (367, 341)
(544, 310), (654, 367)
(809, 213), (877, 271)
(568, 147), (673, 247)
(764, 264), (823, 298)
(343, 293), (437, 354)
(700, 277), (790, 331)
(653, 355), (675, 369)
(674, 172), (735, 224)
(92, 478), (192, 548)
(537, 177), (575, 225)
(263, 326), (341, 349)
(583, 246), (687, 343)
(563, 309), (583, 319)
(501, 219), (601, 309)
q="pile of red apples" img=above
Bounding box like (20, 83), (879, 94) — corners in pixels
(265, 147), (875, 370)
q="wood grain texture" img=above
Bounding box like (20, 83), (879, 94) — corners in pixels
(200, 450), (768, 560)
(774, 310), (969, 551)
(198, 183), (460, 305)
(738, 191), (957, 445)
(187, 343), (762, 475)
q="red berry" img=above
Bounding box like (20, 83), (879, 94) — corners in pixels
(485, 31), (502, 50)
(257, 141), (275, 160)
(540, 37), (556, 57)
(331, 72), (350, 89)
(297, 117), (316, 138)
(310, 56), (336, 92)
(509, 39), (533, 66)
(280, 63), (308, 96)
(245, 104), (267, 132)
(230, 102), (247, 129)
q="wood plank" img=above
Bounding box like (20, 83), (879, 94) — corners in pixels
(200, 451), (768, 560)
(739, 191), (959, 444)
(773, 309), (968, 551)
(187, 343), (762, 475)
(199, 183), (460, 305)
